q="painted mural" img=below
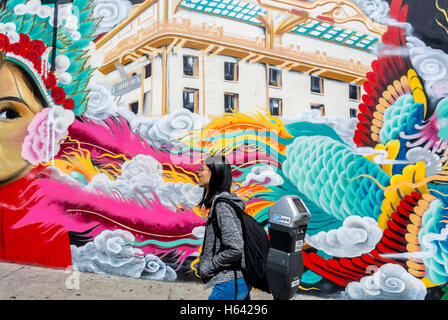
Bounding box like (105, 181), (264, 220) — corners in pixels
(0, 0), (447, 301)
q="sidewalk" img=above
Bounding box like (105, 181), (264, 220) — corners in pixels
(0, 262), (335, 300)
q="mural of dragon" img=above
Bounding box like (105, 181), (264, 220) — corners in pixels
(0, 0), (447, 299)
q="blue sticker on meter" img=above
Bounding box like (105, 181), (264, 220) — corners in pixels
(273, 214), (291, 225)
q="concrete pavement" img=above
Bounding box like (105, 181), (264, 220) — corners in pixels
(0, 262), (336, 300)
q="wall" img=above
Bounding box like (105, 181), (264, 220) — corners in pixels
(0, 0), (447, 301)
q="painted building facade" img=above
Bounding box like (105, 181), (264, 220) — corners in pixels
(93, 0), (386, 119)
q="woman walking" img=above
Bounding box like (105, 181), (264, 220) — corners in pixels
(197, 154), (251, 300)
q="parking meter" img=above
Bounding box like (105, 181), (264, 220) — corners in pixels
(266, 195), (311, 300)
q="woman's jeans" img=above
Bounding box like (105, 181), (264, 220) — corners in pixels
(208, 277), (251, 300)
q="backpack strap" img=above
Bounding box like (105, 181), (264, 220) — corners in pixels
(234, 269), (238, 300)
(213, 198), (246, 236)
(210, 197), (242, 244)
(208, 201), (220, 254)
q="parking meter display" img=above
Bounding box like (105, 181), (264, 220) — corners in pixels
(292, 198), (307, 213)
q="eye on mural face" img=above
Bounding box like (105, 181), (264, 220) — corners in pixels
(0, 63), (44, 185)
(0, 105), (21, 120)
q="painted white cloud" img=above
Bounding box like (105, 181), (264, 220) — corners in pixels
(374, 44), (410, 57)
(85, 82), (209, 149)
(135, 108), (204, 148)
(85, 82), (123, 121)
(370, 6), (415, 58)
(411, 47), (448, 82)
(50, 106), (75, 133)
(0, 22), (19, 43)
(91, 0), (133, 35)
(13, 0), (80, 40)
(369, 10), (444, 102)
(406, 147), (442, 176)
(85, 154), (203, 212)
(282, 110), (357, 147)
(372, 153), (410, 165)
(353, 147), (387, 157)
(241, 165), (284, 187)
(71, 229), (177, 281)
(305, 216), (383, 258)
(37, 165), (82, 187)
(343, 264), (427, 300)
(353, 147), (413, 166)
(371, 20), (448, 99)
(351, 0), (389, 23)
(410, 44), (448, 99)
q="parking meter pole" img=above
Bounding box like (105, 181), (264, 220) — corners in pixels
(266, 196), (311, 300)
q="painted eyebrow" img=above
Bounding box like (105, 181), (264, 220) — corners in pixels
(0, 96), (29, 107)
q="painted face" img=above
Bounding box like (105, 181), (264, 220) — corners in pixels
(0, 62), (45, 185)
(197, 162), (211, 189)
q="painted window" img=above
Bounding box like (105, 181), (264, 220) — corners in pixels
(269, 98), (282, 116)
(129, 101), (139, 115)
(350, 108), (358, 118)
(183, 55), (199, 77)
(269, 68), (282, 87)
(143, 54), (151, 79)
(144, 62), (151, 79)
(183, 88), (199, 113)
(143, 91), (151, 116)
(224, 93), (239, 113)
(311, 103), (325, 116)
(311, 75), (324, 94)
(224, 62), (238, 81)
(349, 84), (361, 101)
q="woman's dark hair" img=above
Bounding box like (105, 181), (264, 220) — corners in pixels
(198, 154), (233, 209)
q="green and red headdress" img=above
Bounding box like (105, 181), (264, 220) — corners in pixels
(0, 0), (97, 115)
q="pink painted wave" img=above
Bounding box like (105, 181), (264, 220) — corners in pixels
(13, 171), (206, 266)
